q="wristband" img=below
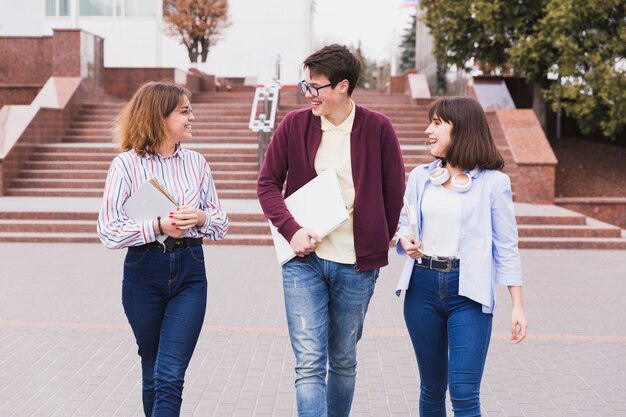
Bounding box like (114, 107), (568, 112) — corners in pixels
(157, 216), (164, 236)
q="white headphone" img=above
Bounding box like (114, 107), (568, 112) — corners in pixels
(429, 160), (478, 193)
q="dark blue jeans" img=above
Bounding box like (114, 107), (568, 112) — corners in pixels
(282, 253), (379, 417)
(404, 265), (492, 417)
(122, 245), (207, 417)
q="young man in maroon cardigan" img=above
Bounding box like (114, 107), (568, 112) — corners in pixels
(257, 44), (405, 417)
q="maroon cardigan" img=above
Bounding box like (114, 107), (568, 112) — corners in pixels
(257, 105), (405, 271)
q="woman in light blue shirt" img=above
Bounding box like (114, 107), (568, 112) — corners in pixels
(397, 97), (528, 416)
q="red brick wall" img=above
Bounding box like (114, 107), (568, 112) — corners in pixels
(104, 68), (178, 98)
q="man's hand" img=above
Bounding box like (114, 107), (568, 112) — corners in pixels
(290, 228), (321, 257)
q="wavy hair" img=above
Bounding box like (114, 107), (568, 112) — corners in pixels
(428, 97), (504, 171)
(114, 81), (191, 156)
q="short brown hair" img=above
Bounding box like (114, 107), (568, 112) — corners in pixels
(428, 97), (504, 171)
(303, 44), (360, 96)
(114, 81), (191, 156)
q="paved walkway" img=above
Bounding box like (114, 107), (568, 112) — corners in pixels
(1, 243), (625, 417)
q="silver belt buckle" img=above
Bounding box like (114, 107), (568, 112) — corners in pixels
(431, 255), (452, 273)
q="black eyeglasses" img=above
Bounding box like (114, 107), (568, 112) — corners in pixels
(298, 80), (339, 97)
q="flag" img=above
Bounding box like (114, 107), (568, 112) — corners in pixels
(399, 0), (419, 8)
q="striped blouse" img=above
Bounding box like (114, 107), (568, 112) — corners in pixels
(97, 146), (228, 249)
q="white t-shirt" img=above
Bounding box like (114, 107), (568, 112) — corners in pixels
(421, 182), (462, 258)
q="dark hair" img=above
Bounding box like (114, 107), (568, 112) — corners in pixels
(114, 81), (191, 156)
(303, 44), (360, 96)
(427, 97), (504, 171)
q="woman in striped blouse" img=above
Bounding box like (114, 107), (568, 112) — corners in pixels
(97, 81), (228, 416)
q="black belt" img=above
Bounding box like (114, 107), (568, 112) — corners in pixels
(414, 254), (460, 273)
(140, 237), (203, 251)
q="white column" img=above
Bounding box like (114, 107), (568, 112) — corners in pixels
(70, 0), (79, 28)
(304, 0), (313, 53)
(155, 0), (162, 67)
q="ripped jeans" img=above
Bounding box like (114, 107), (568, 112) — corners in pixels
(282, 253), (378, 417)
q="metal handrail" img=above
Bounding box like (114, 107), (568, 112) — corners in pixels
(249, 84), (280, 170)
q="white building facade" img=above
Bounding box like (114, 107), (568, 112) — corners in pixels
(0, 0), (314, 85)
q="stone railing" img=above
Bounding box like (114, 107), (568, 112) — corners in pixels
(0, 77), (86, 194)
(495, 109), (558, 204)
(0, 29), (105, 195)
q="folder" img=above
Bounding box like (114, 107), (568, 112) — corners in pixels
(269, 168), (349, 265)
(122, 178), (178, 243)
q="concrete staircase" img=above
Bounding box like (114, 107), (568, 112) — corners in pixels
(1, 89), (625, 249)
(6, 99), (259, 199)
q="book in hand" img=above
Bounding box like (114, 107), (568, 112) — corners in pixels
(122, 178), (178, 243)
(269, 168), (349, 265)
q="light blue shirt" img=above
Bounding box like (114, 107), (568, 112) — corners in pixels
(396, 159), (522, 313)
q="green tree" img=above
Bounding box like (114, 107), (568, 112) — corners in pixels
(163, 0), (229, 64)
(420, 0), (545, 74)
(511, 0), (626, 138)
(398, 14), (416, 73)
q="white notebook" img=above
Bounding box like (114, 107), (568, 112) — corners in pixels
(269, 168), (350, 265)
(123, 178), (178, 243)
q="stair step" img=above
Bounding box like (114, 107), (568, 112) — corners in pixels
(518, 224), (622, 238)
(0, 219), (270, 235)
(518, 237), (626, 249)
(6, 188), (259, 198)
(34, 143), (257, 154)
(0, 219), (96, 233)
(0, 210), (267, 222)
(22, 161), (258, 171)
(0, 232), (274, 245)
(63, 137), (258, 144)
(11, 178), (258, 190)
(0, 232), (101, 243)
(29, 153), (257, 163)
(0, 211), (97, 221)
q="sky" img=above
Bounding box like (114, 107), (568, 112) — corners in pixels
(312, 0), (417, 64)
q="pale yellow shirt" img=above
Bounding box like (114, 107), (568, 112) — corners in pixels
(314, 100), (356, 264)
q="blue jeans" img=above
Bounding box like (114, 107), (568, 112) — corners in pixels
(282, 253), (378, 417)
(404, 265), (492, 417)
(122, 245), (207, 417)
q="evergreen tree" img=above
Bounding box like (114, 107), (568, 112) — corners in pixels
(398, 14), (416, 73)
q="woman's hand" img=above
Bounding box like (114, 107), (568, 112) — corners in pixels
(400, 235), (424, 259)
(161, 205), (206, 238)
(507, 286), (527, 343)
(510, 305), (528, 343)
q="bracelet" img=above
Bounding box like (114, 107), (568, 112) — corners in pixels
(157, 216), (164, 236)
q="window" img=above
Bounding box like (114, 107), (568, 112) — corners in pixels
(46, 0), (70, 16)
(46, 0), (56, 16)
(124, 0), (155, 16)
(79, 0), (114, 16)
(60, 0), (70, 15)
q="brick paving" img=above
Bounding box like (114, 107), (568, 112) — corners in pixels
(1, 243), (625, 416)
